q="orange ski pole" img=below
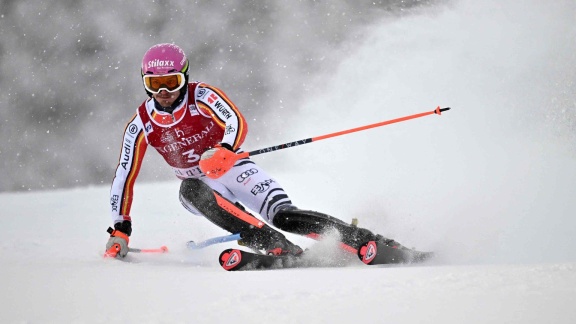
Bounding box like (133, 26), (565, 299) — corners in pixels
(103, 245), (169, 258)
(236, 106), (450, 159)
(128, 246), (169, 253)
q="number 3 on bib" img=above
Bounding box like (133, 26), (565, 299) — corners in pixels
(182, 149), (200, 163)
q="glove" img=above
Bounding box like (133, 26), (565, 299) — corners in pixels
(104, 221), (131, 258)
(199, 143), (239, 179)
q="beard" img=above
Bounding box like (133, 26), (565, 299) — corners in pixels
(153, 88), (186, 114)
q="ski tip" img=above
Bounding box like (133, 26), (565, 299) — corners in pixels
(219, 249), (243, 271)
(358, 241), (378, 265)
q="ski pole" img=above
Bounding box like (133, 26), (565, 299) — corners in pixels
(129, 246), (169, 253)
(238, 106), (450, 159)
(103, 244), (169, 258)
(203, 106), (450, 178)
(187, 233), (242, 249)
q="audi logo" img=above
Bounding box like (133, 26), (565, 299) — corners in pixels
(237, 168), (258, 182)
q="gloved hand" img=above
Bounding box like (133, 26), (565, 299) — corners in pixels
(199, 143), (239, 179)
(104, 221), (131, 258)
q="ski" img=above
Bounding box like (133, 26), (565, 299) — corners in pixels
(219, 249), (310, 271)
(357, 240), (434, 265)
(219, 241), (433, 271)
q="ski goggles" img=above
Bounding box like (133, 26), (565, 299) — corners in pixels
(142, 72), (186, 94)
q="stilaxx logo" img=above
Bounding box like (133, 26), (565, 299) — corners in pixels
(147, 59), (174, 68)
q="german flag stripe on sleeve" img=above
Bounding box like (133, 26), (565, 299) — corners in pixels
(119, 130), (147, 215)
(109, 114), (148, 223)
(197, 101), (226, 129)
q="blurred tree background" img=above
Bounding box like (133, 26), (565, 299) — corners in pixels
(0, 0), (437, 192)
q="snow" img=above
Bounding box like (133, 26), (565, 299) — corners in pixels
(3, 0), (576, 323)
(2, 182), (576, 323)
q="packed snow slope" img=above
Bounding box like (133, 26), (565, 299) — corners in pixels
(2, 182), (576, 323)
(2, 0), (576, 323)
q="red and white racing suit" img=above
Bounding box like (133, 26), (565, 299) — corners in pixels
(110, 82), (292, 225)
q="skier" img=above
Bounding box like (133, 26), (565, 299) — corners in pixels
(106, 43), (412, 261)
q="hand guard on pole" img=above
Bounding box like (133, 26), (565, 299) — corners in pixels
(104, 221), (131, 258)
(199, 143), (240, 179)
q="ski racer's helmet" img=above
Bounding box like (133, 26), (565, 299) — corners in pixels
(141, 43), (190, 104)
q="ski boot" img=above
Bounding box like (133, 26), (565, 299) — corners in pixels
(273, 207), (432, 264)
(272, 207), (380, 250)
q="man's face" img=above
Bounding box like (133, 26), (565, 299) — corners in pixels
(153, 89), (180, 108)
(142, 72), (185, 108)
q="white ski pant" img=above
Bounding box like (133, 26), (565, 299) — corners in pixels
(180, 158), (293, 224)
